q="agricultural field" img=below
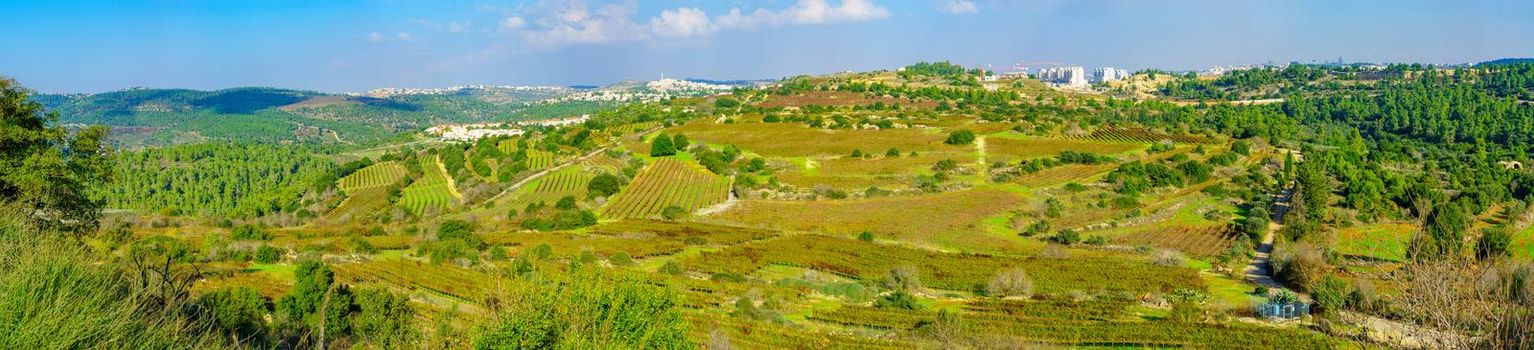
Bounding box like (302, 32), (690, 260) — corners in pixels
(399, 156), (459, 215)
(600, 158), (731, 219)
(1071, 127), (1217, 145)
(773, 151), (969, 189)
(325, 161), (407, 221)
(514, 165), (592, 205)
(683, 234), (1202, 294)
(666, 122), (958, 158)
(1337, 222), (1416, 262)
(984, 133), (1141, 162)
(713, 188), (1029, 251)
(525, 149), (556, 170)
(755, 91), (937, 109)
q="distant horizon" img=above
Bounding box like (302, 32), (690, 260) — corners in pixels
(18, 56), (1526, 96)
(4, 0), (1531, 94)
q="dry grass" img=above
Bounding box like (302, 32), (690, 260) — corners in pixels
(986, 135), (1140, 162)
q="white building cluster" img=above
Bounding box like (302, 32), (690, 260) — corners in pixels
(1036, 66), (1088, 87)
(1093, 67), (1130, 83)
(427, 123), (525, 142)
(1036, 66), (1131, 87)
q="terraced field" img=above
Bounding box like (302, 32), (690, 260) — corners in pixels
(325, 161), (407, 221)
(600, 159), (731, 219)
(526, 149), (556, 170)
(399, 156), (459, 215)
(684, 234), (1202, 294)
(985, 134), (1141, 161)
(713, 188), (1027, 251)
(666, 122), (958, 157)
(1071, 127), (1216, 144)
(514, 166), (592, 205)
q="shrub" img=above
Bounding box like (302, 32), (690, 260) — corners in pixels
(1312, 276), (1350, 315)
(196, 286), (269, 342)
(352, 287), (416, 348)
(474, 268), (693, 349)
(650, 134), (676, 157)
(524, 243), (554, 260)
(874, 290), (921, 310)
(1051, 229), (1081, 245)
(985, 268), (1033, 298)
(230, 224), (270, 241)
(660, 260), (684, 275)
(944, 130), (976, 145)
(857, 231), (875, 242)
(609, 251), (635, 267)
(254, 245), (282, 263)
(881, 266), (922, 292)
(661, 206), (688, 220)
(1152, 249), (1186, 267)
(555, 195), (578, 210)
(1478, 225), (1513, 260)
(710, 272), (747, 283)
(1084, 235), (1107, 246)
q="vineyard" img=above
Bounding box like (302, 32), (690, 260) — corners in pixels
(607, 121), (660, 135)
(1112, 225), (1241, 257)
(399, 156), (459, 215)
(333, 259), (490, 302)
(985, 136), (1139, 162)
(526, 149), (556, 170)
(715, 189), (1026, 251)
(683, 234), (1202, 294)
(325, 161), (407, 221)
(515, 166), (592, 205)
(805, 301), (1336, 349)
(600, 159), (731, 219)
(496, 139), (518, 155)
(1072, 127), (1216, 144)
(337, 161), (406, 193)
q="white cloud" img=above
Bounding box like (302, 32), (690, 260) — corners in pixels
(499, 16), (526, 30)
(366, 32), (384, 42)
(650, 7), (715, 38)
(509, 0), (890, 47)
(396, 32), (413, 40)
(940, 0), (979, 14)
(447, 21), (469, 33)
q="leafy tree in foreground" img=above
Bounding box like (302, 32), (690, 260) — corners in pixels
(0, 79), (112, 235)
(649, 133), (675, 157)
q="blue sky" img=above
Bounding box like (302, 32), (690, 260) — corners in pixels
(2, 0), (1531, 93)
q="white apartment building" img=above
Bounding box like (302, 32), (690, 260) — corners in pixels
(1092, 67), (1129, 83)
(1036, 66), (1088, 87)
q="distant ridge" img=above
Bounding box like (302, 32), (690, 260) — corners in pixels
(1478, 58), (1534, 67)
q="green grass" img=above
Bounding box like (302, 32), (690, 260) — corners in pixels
(1337, 223), (1414, 262)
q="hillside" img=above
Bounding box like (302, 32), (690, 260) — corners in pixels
(7, 61), (1534, 349)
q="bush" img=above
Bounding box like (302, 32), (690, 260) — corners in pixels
(555, 195), (578, 210)
(254, 245), (282, 263)
(1152, 249), (1186, 267)
(944, 130), (976, 145)
(1051, 229), (1081, 245)
(881, 266), (922, 292)
(1312, 276), (1350, 315)
(609, 251), (634, 267)
(650, 134), (676, 157)
(985, 268), (1033, 298)
(352, 287), (416, 348)
(1479, 225), (1513, 260)
(1084, 235), (1107, 246)
(857, 231), (875, 242)
(874, 290), (921, 310)
(661, 206), (687, 220)
(474, 268), (693, 349)
(196, 286), (269, 342)
(660, 260), (684, 275)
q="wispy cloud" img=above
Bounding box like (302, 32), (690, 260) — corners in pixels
(502, 0), (891, 47)
(939, 0), (979, 14)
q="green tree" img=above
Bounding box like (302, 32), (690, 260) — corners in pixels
(671, 134), (689, 151)
(196, 286), (270, 343)
(352, 288), (417, 348)
(649, 134), (676, 157)
(1477, 225), (1513, 260)
(944, 130), (976, 145)
(0, 79), (113, 235)
(587, 173), (622, 198)
(276, 261), (353, 343)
